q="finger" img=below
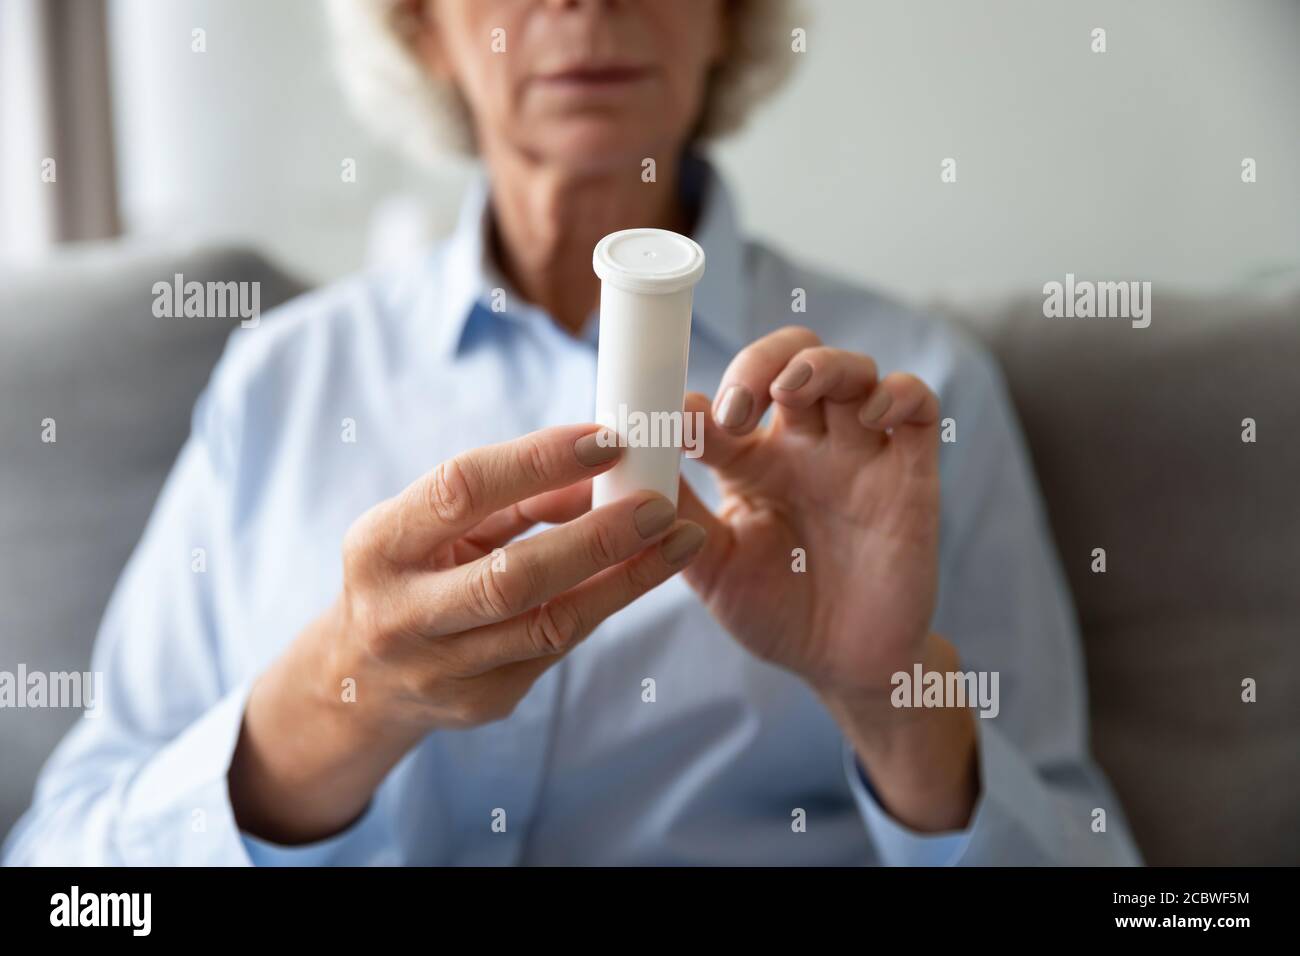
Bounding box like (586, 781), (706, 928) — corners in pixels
(371, 424), (619, 564)
(859, 372), (942, 476)
(768, 346), (878, 437)
(859, 372), (941, 430)
(673, 476), (734, 597)
(455, 480), (593, 562)
(419, 490), (680, 635)
(711, 326), (821, 435)
(684, 391), (761, 474)
(447, 519), (707, 672)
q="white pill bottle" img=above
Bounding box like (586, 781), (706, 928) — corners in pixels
(591, 228), (706, 509)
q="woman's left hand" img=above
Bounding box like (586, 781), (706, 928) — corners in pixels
(679, 326), (979, 830)
(678, 325), (943, 701)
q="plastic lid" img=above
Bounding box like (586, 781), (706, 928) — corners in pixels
(593, 228), (706, 295)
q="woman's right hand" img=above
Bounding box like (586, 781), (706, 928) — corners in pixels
(229, 423), (704, 845)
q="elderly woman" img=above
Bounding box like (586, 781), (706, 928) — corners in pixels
(5, 0), (1138, 865)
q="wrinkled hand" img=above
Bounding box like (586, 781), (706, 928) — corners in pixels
(231, 424), (705, 843)
(331, 424), (704, 733)
(678, 326), (942, 700)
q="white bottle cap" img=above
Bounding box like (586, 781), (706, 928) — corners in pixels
(593, 228), (705, 295)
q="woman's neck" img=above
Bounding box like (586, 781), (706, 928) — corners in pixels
(481, 142), (691, 337)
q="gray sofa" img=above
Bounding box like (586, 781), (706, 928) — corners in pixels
(955, 286), (1300, 865)
(1, 244), (1296, 864)
(0, 243), (307, 846)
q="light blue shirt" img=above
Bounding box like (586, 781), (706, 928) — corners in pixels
(3, 158), (1140, 866)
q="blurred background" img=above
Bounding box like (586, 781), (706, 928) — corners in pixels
(2, 0), (1298, 299)
(1, 0), (1298, 864)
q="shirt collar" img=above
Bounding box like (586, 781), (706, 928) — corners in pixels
(431, 172), (494, 360)
(431, 153), (749, 359)
(683, 152), (749, 351)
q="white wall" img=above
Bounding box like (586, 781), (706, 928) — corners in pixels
(107, 0), (461, 279)
(107, 0), (1300, 303)
(713, 0), (1300, 302)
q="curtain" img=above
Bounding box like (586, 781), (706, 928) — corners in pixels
(0, 0), (119, 259)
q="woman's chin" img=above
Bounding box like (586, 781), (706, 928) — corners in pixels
(521, 118), (681, 176)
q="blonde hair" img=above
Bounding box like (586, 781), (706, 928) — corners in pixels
(326, 0), (799, 165)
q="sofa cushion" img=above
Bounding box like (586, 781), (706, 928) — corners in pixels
(0, 244), (306, 836)
(952, 286), (1300, 865)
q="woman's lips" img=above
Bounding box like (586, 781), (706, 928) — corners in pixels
(533, 64), (655, 89)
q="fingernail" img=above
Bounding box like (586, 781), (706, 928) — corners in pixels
(575, 429), (619, 466)
(633, 497), (676, 538)
(774, 361), (813, 391)
(660, 523), (706, 566)
(859, 389), (893, 425)
(714, 385), (752, 429)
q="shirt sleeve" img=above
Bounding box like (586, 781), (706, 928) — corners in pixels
(844, 337), (1142, 866)
(843, 740), (972, 866)
(2, 380), (264, 866)
(239, 799), (389, 866)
